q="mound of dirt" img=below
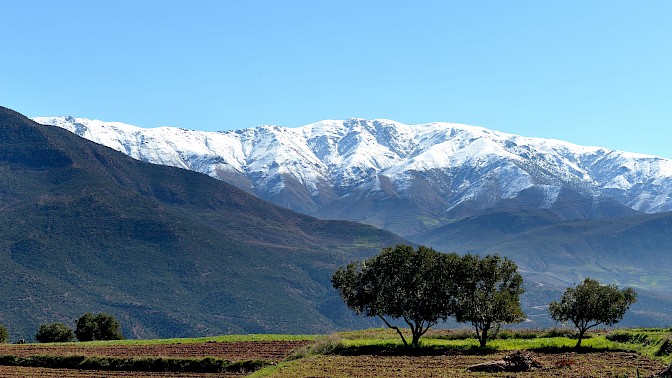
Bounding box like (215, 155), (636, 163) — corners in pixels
(466, 350), (543, 372)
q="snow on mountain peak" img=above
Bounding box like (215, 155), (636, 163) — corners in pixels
(33, 116), (672, 227)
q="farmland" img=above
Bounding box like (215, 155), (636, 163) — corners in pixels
(0, 328), (669, 377)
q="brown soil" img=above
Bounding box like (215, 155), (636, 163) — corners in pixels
(0, 366), (243, 377)
(269, 351), (666, 377)
(0, 340), (310, 362)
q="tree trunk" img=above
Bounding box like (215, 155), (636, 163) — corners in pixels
(479, 326), (489, 348)
(412, 332), (421, 348)
(575, 329), (585, 348)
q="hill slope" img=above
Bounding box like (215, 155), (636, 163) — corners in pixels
(0, 107), (405, 341)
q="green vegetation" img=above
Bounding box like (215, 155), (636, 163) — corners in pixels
(0, 324), (8, 343)
(549, 278), (637, 347)
(332, 244), (462, 347)
(333, 245), (525, 348)
(35, 323), (75, 343)
(335, 327), (672, 362)
(0, 355), (268, 374)
(455, 254), (525, 347)
(75, 313), (123, 341)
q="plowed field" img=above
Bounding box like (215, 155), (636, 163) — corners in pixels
(268, 351), (666, 377)
(0, 340), (310, 362)
(0, 366), (244, 377)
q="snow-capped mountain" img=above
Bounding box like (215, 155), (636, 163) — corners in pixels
(34, 116), (672, 237)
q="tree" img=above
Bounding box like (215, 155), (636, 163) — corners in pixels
(0, 324), (8, 343)
(549, 278), (637, 347)
(93, 313), (123, 340)
(332, 244), (462, 347)
(75, 313), (97, 341)
(75, 313), (123, 341)
(454, 254), (525, 348)
(36, 322), (75, 343)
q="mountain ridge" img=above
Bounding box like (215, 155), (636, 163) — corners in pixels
(34, 116), (672, 239)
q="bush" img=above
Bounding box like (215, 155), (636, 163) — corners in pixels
(606, 330), (649, 344)
(286, 334), (343, 361)
(36, 323), (75, 343)
(0, 324), (8, 343)
(656, 335), (672, 357)
(540, 328), (579, 339)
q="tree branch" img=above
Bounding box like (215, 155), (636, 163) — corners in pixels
(378, 315), (408, 346)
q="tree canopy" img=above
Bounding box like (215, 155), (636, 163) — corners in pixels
(36, 322), (75, 343)
(549, 277), (637, 347)
(454, 254), (526, 347)
(332, 244), (461, 347)
(75, 313), (123, 341)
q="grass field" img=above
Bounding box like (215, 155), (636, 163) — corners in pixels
(0, 328), (670, 377)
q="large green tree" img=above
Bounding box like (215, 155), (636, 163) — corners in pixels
(75, 313), (123, 341)
(35, 322), (75, 343)
(454, 254), (525, 348)
(332, 244), (461, 347)
(549, 278), (637, 347)
(75, 313), (97, 342)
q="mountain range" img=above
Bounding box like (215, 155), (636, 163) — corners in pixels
(32, 115), (672, 327)
(35, 116), (672, 238)
(0, 107), (405, 341)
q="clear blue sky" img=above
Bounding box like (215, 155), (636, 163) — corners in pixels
(2, 1), (671, 158)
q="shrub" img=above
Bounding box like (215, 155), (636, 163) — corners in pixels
(540, 328), (580, 339)
(656, 335), (672, 357)
(35, 323), (75, 343)
(606, 330), (649, 344)
(286, 334), (343, 361)
(0, 324), (8, 343)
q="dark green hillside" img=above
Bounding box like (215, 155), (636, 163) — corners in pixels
(0, 106), (405, 341)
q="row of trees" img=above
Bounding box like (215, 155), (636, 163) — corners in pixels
(332, 244), (525, 347)
(36, 312), (123, 343)
(333, 244), (637, 348)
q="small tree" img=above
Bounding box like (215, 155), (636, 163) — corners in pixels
(454, 254), (525, 348)
(76, 313), (123, 341)
(36, 322), (75, 343)
(94, 313), (123, 340)
(0, 324), (8, 343)
(549, 278), (637, 347)
(332, 244), (461, 347)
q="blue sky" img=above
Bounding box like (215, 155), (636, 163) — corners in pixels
(2, 1), (671, 158)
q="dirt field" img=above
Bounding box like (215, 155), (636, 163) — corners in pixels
(0, 340), (310, 362)
(0, 366), (245, 377)
(268, 351), (667, 377)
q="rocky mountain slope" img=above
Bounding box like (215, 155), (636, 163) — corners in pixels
(1, 107), (405, 340)
(35, 117), (672, 239)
